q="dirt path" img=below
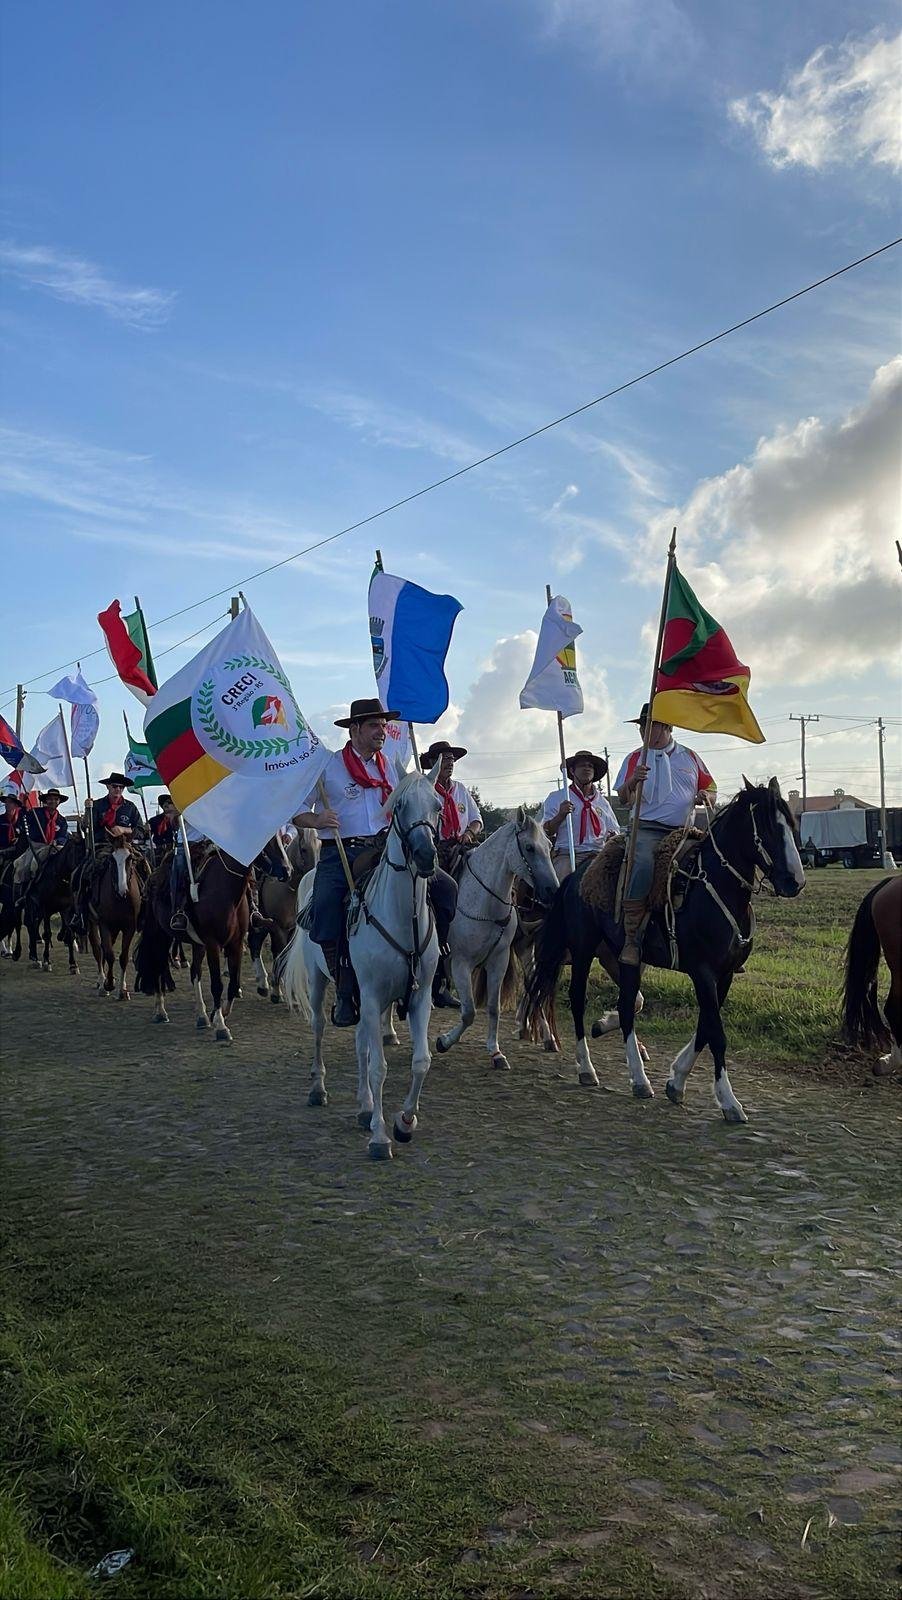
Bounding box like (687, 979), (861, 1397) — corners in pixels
(3, 954), (900, 1598)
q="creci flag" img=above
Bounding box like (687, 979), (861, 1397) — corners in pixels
(519, 595), (584, 719)
(651, 564), (764, 744)
(143, 606), (330, 866)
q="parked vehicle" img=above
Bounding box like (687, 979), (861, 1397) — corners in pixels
(800, 807), (901, 869)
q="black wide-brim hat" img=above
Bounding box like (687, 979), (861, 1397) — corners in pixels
(99, 772), (134, 788)
(334, 697), (401, 729)
(625, 702), (671, 727)
(423, 740), (467, 765)
(40, 788), (69, 803)
(565, 749), (608, 780)
(157, 793), (174, 807)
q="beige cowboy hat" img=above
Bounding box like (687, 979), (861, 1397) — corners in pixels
(565, 749), (608, 780)
(422, 740), (467, 765)
(334, 697), (401, 729)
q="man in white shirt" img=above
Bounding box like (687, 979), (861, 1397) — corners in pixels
(542, 750), (619, 882)
(614, 703), (717, 964)
(422, 741), (483, 855)
(292, 698), (458, 1024)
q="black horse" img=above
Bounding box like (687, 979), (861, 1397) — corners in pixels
(22, 833), (86, 973)
(524, 778), (805, 1123)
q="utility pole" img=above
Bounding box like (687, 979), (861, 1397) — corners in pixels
(789, 714), (819, 810)
(603, 745), (612, 800)
(877, 717), (893, 869)
(15, 684), (25, 739)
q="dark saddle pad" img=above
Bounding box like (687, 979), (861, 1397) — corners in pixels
(580, 828), (704, 918)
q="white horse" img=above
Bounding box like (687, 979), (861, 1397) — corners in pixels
(436, 810), (559, 1070)
(281, 767), (442, 1160)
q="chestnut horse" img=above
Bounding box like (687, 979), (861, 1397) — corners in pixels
(86, 841), (143, 998)
(843, 875), (902, 1076)
(135, 846), (251, 1042)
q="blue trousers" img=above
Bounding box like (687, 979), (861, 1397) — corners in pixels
(310, 843), (457, 947)
(626, 821), (674, 900)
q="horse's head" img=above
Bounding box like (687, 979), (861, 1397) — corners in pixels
(734, 777), (805, 899)
(390, 768), (441, 877)
(505, 806), (559, 907)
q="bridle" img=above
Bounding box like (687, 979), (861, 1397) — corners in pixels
(355, 791), (440, 1014)
(674, 791), (780, 948)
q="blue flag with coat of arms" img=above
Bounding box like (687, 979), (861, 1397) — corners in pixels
(368, 565), (462, 723)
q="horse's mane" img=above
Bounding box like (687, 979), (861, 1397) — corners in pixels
(388, 769), (437, 808)
(712, 779), (799, 839)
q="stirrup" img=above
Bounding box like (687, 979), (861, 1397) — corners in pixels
(330, 994), (359, 1028)
(170, 911), (189, 932)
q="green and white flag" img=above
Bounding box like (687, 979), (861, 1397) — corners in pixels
(124, 732), (161, 789)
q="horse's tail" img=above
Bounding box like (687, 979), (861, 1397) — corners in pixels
(134, 902), (175, 996)
(522, 888), (568, 1041)
(842, 883), (889, 1050)
(471, 950), (520, 1012)
(276, 925), (312, 1021)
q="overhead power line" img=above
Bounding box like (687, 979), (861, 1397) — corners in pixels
(3, 235), (900, 699)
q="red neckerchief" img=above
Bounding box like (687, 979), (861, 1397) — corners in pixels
(43, 809), (58, 844)
(341, 743), (392, 805)
(571, 782), (602, 845)
(102, 802), (120, 830)
(435, 781), (459, 841)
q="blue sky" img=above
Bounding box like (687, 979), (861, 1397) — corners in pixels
(2, 0), (900, 810)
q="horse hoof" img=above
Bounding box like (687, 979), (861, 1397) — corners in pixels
(151, 1014), (170, 1025)
(256, 985), (268, 997)
(357, 1110), (373, 1131)
(368, 1141), (393, 1161)
(269, 992), (281, 1005)
(393, 1116), (416, 1144)
(665, 1080), (683, 1106)
(578, 1071), (599, 1088)
(491, 1053), (510, 1071)
(632, 1082), (655, 1100)
(436, 1035), (450, 1055)
(215, 1029), (232, 1044)
(42, 962), (52, 972)
(195, 1017), (209, 1031)
(383, 1033), (400, 1047)
(543, 1039), (560, 1054)
(30, 959), (39, 968)
(721, 1105), (748, 1125)
(308, 1086), (328, 1107)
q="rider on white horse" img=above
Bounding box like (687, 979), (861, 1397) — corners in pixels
(541, 750), (618, 882)
(614, 705), (717, 964)
(291, 698), (458, 1026)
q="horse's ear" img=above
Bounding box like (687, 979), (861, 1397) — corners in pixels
(426, 759), (442, 787)
(516, 803), (528, 826)
(742, 775), (754, 792)
(767, 776), (781, 796)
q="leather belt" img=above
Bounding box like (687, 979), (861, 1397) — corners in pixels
(322, 833), (385, 850)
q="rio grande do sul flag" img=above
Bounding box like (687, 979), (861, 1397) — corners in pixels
(143, 606), (330, 865)
(519, 595), (584, 719)
(97, 600), (158, 705)
(651, 564), (764, 744)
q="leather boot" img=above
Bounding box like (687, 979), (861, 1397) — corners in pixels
(620, 898), (648, 966)
(322, 941), (359, 1028)
(432, 950), (460, 1009)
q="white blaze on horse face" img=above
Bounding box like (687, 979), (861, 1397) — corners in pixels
(113, 847), (129, 897)
(777, 814), (805, 889)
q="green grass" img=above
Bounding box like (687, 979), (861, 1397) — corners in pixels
(586, 866), (887, 1064)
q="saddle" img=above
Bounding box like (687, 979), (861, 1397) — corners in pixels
(580, 827), (705, 918)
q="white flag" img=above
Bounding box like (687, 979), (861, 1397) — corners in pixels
(519, 595), (584, 718)
(70, 702), (100, 758)
(144, 606), (331, 866)
(29, 712), (75, 790)
(48, 670), (97, 707)
(383, 719), (411, 771)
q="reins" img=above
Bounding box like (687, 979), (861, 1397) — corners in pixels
(671, 793), (775, 950)
(355, 798), (438, 1014)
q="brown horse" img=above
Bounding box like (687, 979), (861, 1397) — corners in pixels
(21, 834), (85, 974)
(843, 875), (902, 1076)
(86, 840), (143, 998)
(135, 845), (251, 1042)
(248, 830), (319, 1003)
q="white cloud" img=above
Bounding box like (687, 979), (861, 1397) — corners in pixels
(0, 242), (176, 327)
(535, 0), (698, 78)
(309, 388), (479, 465)
(640, 355), (902, 686)
(730, 31), (901, 172)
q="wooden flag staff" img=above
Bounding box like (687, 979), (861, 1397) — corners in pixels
(616, 527), (677, 918)
(546, 584), (577, 875)
(317, 777), (355, 894)
(373, 548), (421, 772)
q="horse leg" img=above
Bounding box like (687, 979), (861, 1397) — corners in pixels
(361, 994), (391, 1159)
(690, 966), (746, 1123)
(484, 944), (512, 1070)
(436, 957), (476, 1056)
(250, 927), (270, 997)
(26, 911), (39, 967)
(569, 953), (600, 1088)
(41, 915), (52, 971)
(355, 1018), (374, 1130)
(101, 924), (115, 993)
(221, 936), (243, 1023)
(592, 942), (644, 1036)
(618, 960), (654, 1099)
(393, 979), (432, 1144)
(208, 945), (231, 1042)
(191, 946), (210, 1029)
(117, 927), (133, 1000)
(665, 970), (732, 1106)
(876, 968), (902, 1076)
(307, 966), (330, 1106)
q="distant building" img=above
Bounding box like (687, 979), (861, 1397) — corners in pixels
(787, 787), (876, 819)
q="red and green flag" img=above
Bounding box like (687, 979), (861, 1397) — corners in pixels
(98, 600), (158, 705)
(651, 564), (764, 744)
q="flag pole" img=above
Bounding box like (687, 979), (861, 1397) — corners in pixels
(317, 778), (355, 893)
(178, 816), (200, 903)
(616, 527), (677, 919)
(58, 706), (80, 817)
(546, 585), (577, 874)
(76, 660), (93, 815)
(373, 547), (419, 772)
